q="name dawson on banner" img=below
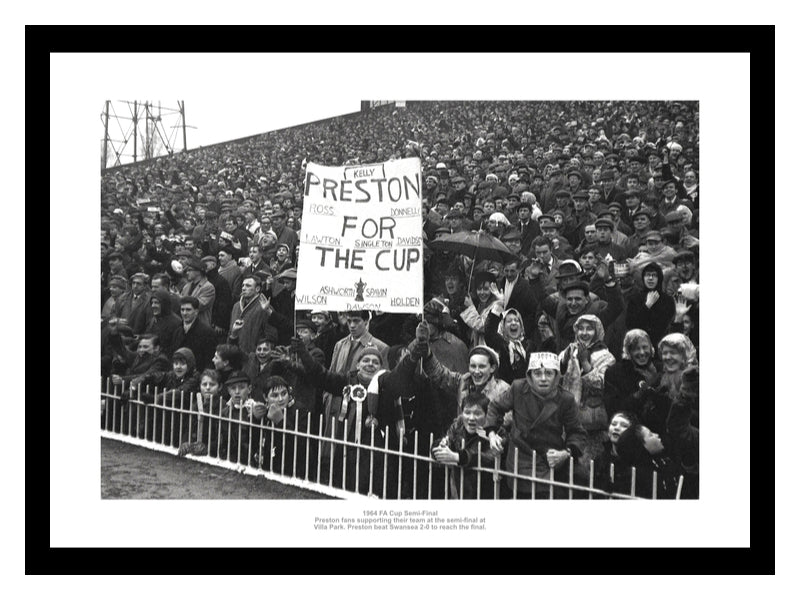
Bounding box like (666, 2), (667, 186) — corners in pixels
(295, 158), (424, 313)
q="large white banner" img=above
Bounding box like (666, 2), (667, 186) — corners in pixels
(295, 158), (424, 313)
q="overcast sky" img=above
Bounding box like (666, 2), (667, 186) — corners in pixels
(101, 94), (360, 165)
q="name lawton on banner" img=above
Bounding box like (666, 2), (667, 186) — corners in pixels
(296, 158), (425, 313)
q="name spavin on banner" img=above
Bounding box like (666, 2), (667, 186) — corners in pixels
(296, 158), (424, 313)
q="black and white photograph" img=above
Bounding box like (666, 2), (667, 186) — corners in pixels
(97, 98), (702, 503)
(36, 22), (780, 585)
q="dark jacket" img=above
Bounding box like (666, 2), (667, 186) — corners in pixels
(144, 290), (182, 355)
(602, 359), (658, 418)
(666, 397), (699, 499)
(205, 267), (233, 333)
(367, 353), (449, 446)
(486, 381), (587, 495)
(434, 420), (508, 499)
(171, 318), (217, 371)
(625, 262), (676, 344)
(625, 290), (676, 347)
(499, 276), (539, 336)
(538, 281), (625, 353)
(109, 332), (171, 380)
(313, 321), (348, 367)
(484, 309), (533, 384)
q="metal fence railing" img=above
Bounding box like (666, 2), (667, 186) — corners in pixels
(101, 378), (682, 500)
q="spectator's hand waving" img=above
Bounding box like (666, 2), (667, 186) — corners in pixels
(488, 282), (504, 303)
(674, 292), (690, 319)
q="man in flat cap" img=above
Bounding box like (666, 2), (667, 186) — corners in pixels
(570, 190), (596, 248)
(118, 272), (153, 335)
(599, 169), (622, 207)
(625, 208), (655, 258)
(629, 230), (678, 280)
(180, 257), (216, 328)
(515, 199), (541, 255)
(592, 217), (628, 262)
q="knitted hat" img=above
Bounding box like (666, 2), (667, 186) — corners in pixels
(356, 346), (383, 365)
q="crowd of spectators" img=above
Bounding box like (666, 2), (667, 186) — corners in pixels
(101, 100), (699, 499)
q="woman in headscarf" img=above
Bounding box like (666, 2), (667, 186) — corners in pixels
(484, 305), (532, 384)
(655, 333), (698, 403)
(558, 314), (616, 464)
(629, 332), (697, 439)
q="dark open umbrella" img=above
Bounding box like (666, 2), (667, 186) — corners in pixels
(429, 229), (516, 289)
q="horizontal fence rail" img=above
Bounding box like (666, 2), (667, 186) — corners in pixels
(101, 379), (681, 500)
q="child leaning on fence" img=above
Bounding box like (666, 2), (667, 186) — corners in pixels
(179, 368), (225, 457)
(432, 391), (507, 499)
(215, 371), (267, 467)
(256, 375), (313, 479)
(122, 347), (200, 443)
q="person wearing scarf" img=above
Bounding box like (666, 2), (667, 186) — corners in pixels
(483, 305), (532, 384)
(558, 314), (616, 465)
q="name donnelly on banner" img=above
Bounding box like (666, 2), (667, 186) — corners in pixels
(295, 158), (425, 313)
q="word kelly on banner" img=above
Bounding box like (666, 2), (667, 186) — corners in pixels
(296, 158), (424, 313)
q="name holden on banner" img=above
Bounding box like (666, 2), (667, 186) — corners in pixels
(295, 158), (424, 313)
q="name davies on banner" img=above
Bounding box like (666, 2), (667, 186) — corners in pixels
(296, 159), (424, 313)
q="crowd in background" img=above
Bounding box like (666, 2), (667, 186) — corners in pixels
(101, 101), (699, 499)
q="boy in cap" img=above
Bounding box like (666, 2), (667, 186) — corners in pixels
(217, 370), (266, 466)
(485, 352), (587, 499)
